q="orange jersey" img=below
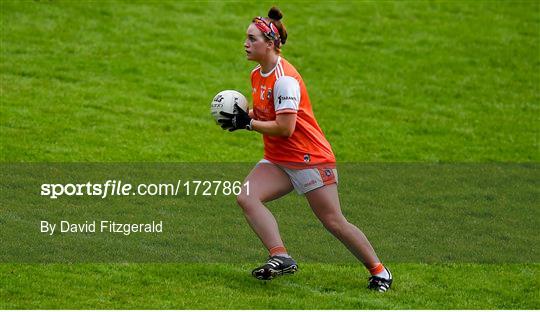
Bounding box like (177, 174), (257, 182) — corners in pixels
(250, 56), (335, 168)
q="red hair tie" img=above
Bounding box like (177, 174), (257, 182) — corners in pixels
(253, 17), (281, 48)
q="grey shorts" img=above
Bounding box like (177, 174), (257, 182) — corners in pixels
(257, 159), (338, 194)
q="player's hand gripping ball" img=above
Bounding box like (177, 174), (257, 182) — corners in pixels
(210, 90), (251, 131)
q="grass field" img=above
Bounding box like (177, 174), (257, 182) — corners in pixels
(1, 0), (539, 309)
(2, 264), (539, 309)
(1, 1), (538, 162)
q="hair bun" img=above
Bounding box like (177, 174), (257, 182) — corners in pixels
(268, 6), (283, 21)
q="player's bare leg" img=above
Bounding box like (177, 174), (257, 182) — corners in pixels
(237, 162), (298, 280)
(305, 183), (380, 265)
(305, 183), (392, 291)
(237, 162), (293, 252)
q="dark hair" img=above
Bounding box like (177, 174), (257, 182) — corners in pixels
(267, 6), (287, 47)
(268, 6), (287, 45)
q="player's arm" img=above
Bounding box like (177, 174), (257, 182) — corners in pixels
(219, 107), (296, 137)
(220, 76), (300, 136)
(247, 100), (295, 136)
(252, 76), (300, 137)
(251, 113), (296, 137)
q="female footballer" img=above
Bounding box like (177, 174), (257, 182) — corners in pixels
(219, 7), (392, 292)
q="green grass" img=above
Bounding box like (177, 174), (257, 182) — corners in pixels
(2, 264), (539, 309)
(1, 1), (538, 162)
(1, 0), (539, 309)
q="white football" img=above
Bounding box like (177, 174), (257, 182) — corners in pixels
(210, 90), (248, 124)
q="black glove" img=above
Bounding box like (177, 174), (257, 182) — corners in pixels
(218, 104), (252, 131)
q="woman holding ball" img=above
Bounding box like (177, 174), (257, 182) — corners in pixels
(219, 7), (392, 292)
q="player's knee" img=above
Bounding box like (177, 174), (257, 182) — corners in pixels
(236, 192), (258, 210)
(322, 215), (348, 236)
(236, 193), (248, 208)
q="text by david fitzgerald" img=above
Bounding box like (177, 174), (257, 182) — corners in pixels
(41, 220), (163, 236)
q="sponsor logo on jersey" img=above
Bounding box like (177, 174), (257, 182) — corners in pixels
(278, 95), (297, 104)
